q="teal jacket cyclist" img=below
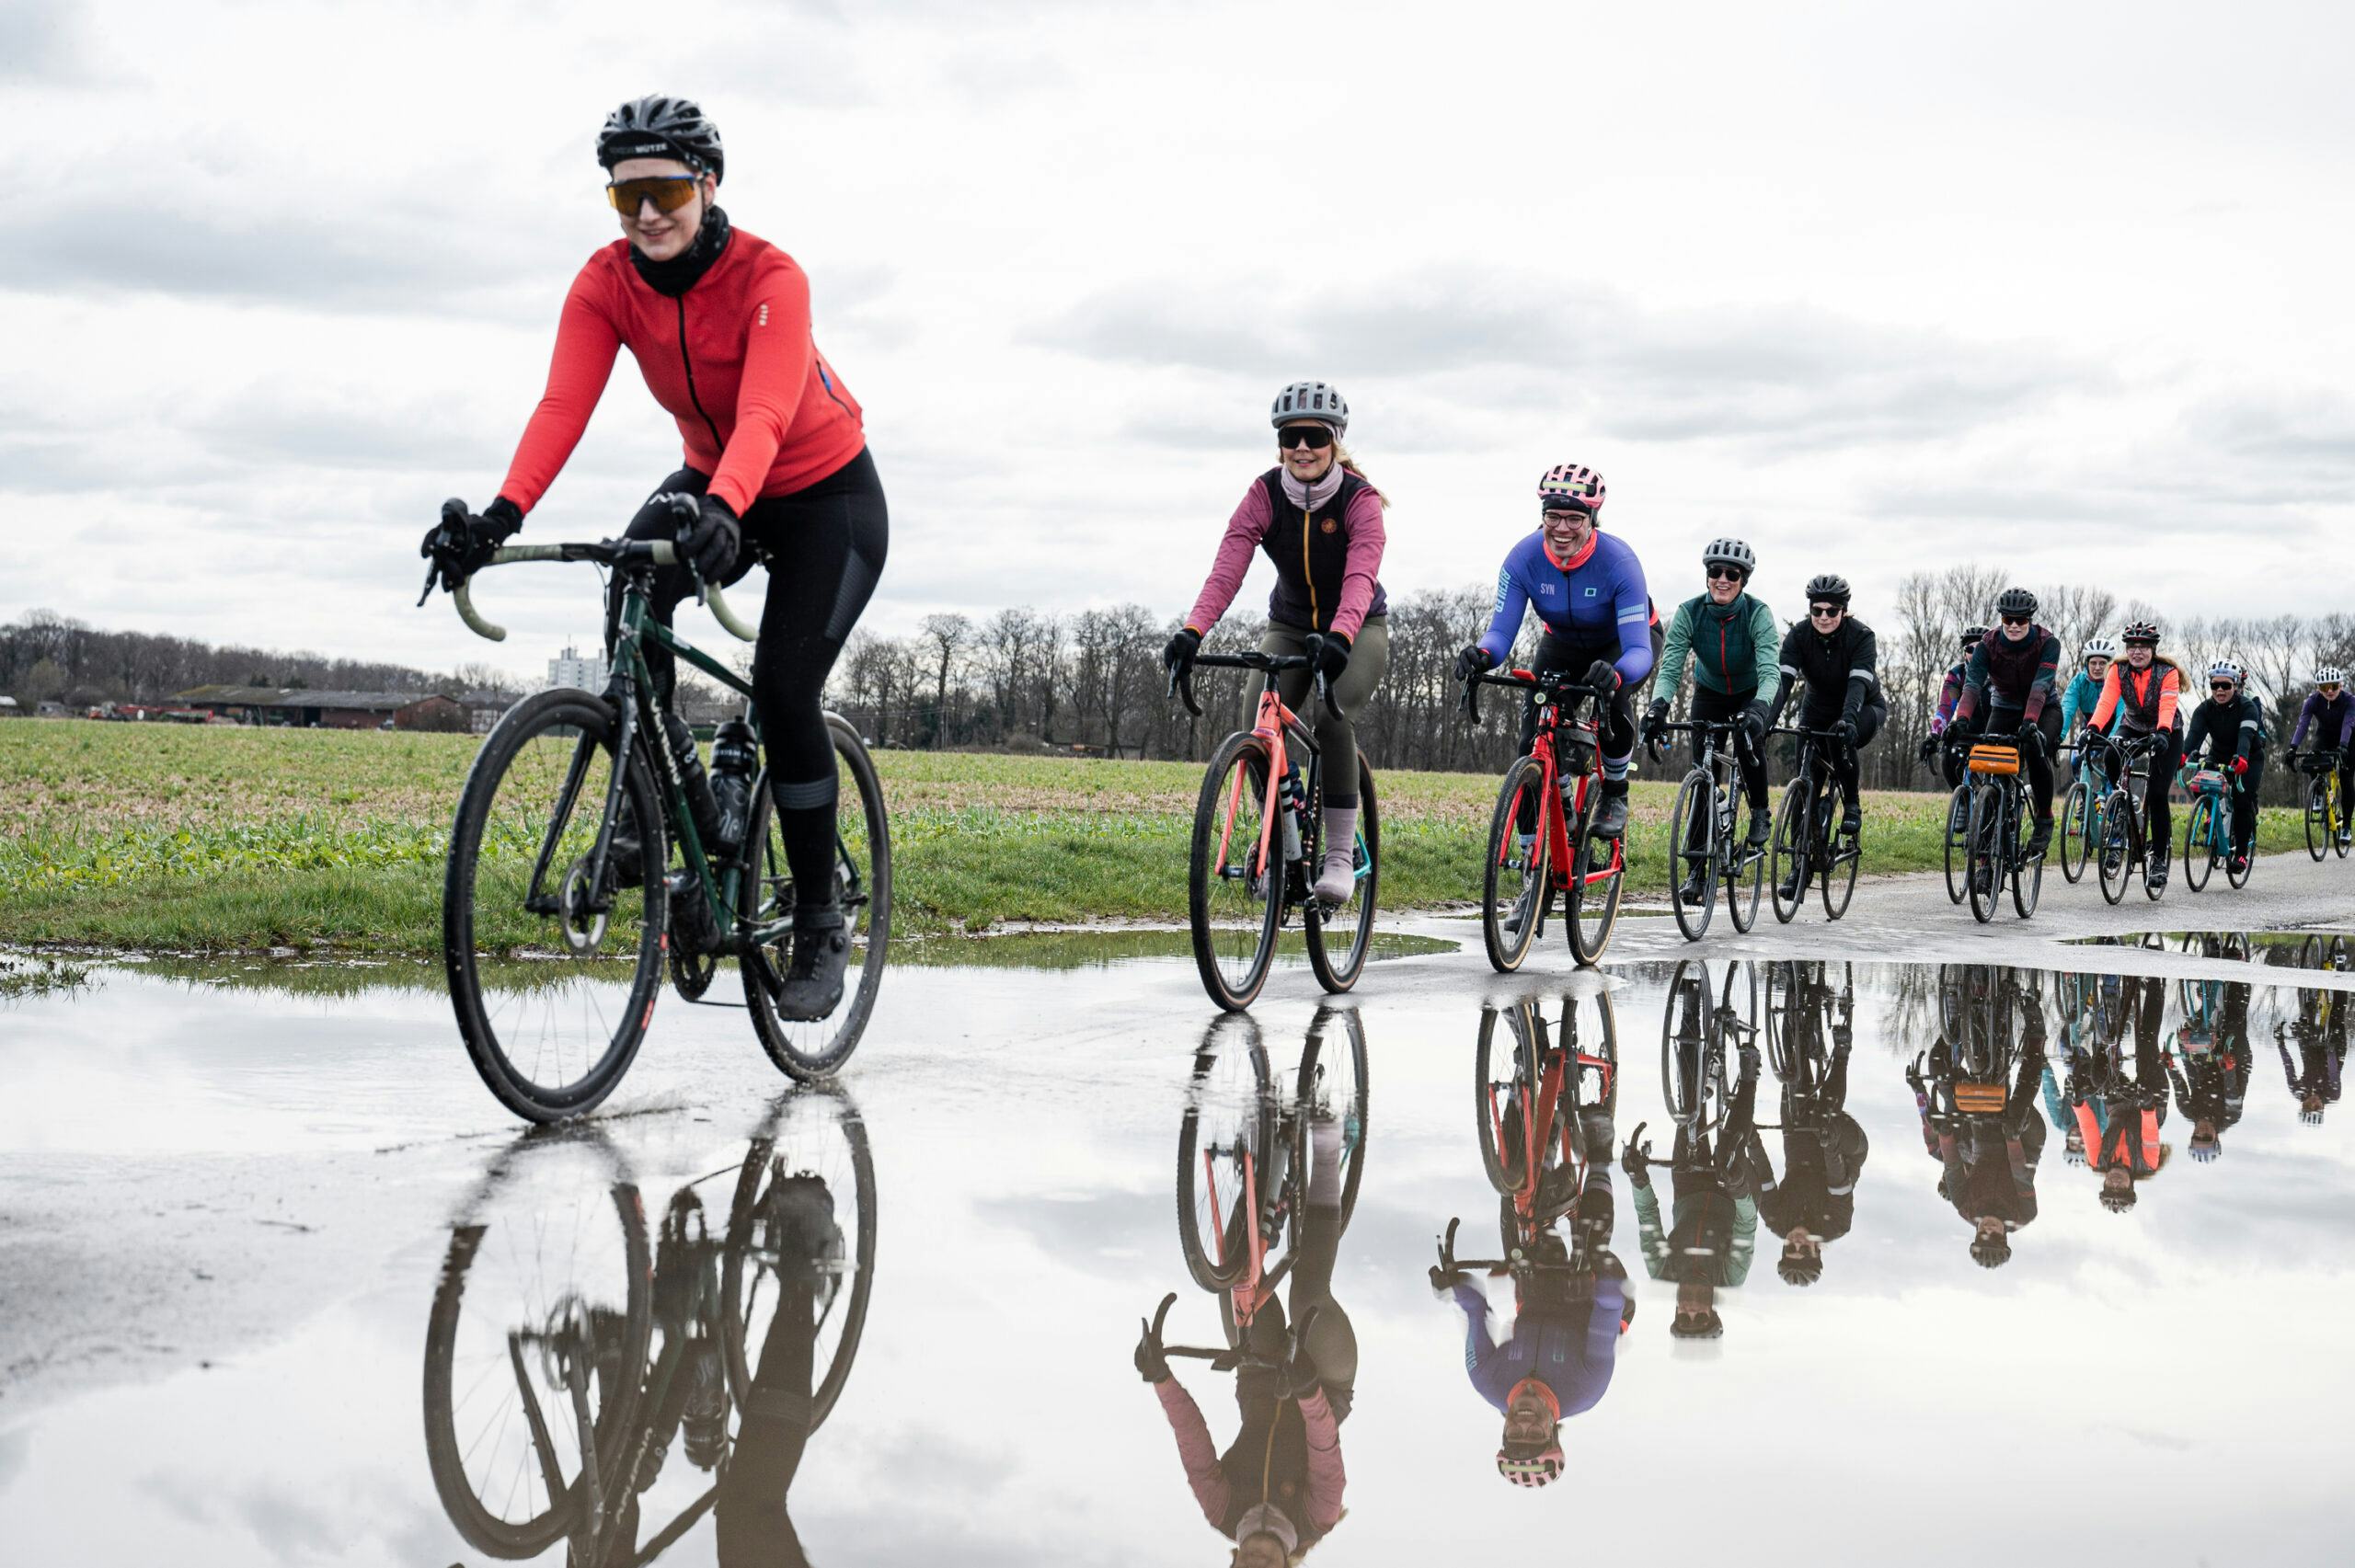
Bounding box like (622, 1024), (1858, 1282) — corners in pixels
(1642, 537), (1784, 887)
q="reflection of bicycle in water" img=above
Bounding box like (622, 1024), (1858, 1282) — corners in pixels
(2279, 984), (2349, 1127)
(422, 1091), (876, 1564)
(1149, 1010), (1368, 1556)
(1754, 962), (1867, 1287)
(1911, 966), (2047, 1262)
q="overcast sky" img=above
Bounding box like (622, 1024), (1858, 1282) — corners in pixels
(5, 0), (2350, 682)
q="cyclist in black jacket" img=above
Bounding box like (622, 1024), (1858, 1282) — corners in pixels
(2180, 660), (2268, 879)
(1948, 586), (2063, 854)
(1764, 574), (1885, 898)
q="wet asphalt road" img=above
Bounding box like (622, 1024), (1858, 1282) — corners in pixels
(6, 850), (2355, 1563)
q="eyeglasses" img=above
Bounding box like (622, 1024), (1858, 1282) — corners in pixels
(2211, 681), (2236, 692)
(2323, 684), (2343, 694)
(1540, 506), (1592, 523)
(1809, 604), (1843, 619)
(606, 175), (702, 215)
(1276, 424), (1334, 450)
(1706, 566), (1746, 581)
(2000, 614), (2031, 626)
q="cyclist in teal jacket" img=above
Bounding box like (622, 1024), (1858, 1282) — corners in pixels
(1642, 538), (1783, 902)
(2060, 635), (2120, 785)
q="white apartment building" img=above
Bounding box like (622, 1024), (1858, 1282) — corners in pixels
(547, 644), (608, 692)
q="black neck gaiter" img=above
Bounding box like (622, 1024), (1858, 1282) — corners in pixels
(631, 204), (733, 297)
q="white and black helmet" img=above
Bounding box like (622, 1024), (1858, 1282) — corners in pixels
(1702, 538), (1755, 575)
(2083, 635), (2120, 659)
(2317, 666), (2347, 687)
(599, 95), (725, 179)
(1270, 381), (1348, 435)
(2207, 660), (2245, 686)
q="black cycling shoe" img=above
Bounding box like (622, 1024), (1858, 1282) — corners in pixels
(772, 907), (850, 1022)
(2147, 849), (2169, 888)
(1677, 868), (1708, 906)
(1840, 799), (1863, 841)
(1591, 784), (1630, 841)
(1777, 867), (1804, 902)
(1746, 810), (1772, 849)
(2027, 816), (2054, 856)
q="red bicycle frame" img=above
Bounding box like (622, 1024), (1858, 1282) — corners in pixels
(1216, 686), (1317, 887)
(1492, 670), (1624, 894)
(1487, 1038), (1617, 1231)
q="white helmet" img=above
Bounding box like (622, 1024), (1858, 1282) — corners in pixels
(2317, 666), (2347, 687)
(2083, 636), (2120, 659)
(1269, 380), (1348, 435)
(2206, 660), (2244, 687)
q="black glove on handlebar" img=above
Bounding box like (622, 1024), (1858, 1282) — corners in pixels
(1585, 658), (1622, 698)
(677, 492), (741, 582)
(1305, 630), (1350, 684)
(1918, 733), (1940, 764)
(1740, 700), (1770, 748)
(1133, 1320), (1172, 1384)
(1640, 699), (1669, 746)
(1453, 644), (1496, 684)
(1164, 627), (1201, 678)
(422, 496), (523, 591)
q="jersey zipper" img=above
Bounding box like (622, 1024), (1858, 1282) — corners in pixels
(675, 295), (726, 461)
(1302, 501), (1319, 628)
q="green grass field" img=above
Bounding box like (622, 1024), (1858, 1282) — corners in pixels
(0, 719), (2309, 954)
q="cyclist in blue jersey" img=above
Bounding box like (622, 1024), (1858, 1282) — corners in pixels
(2289, 665), (2355, 850)
(2060, 635), (2120, 785)
(1453, 463), (1659, 847)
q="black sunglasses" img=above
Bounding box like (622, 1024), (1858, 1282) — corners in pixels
(1809, 603), (1843, 617)
(2211, 681), (2236, 692)
(2000, 614), (2031, 626)
(1706, 566), (1746, 581)
(1277, 425), (1334, 450)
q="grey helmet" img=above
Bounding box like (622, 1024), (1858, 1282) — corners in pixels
(1270, 380), (1349, 435)
(1994, 587), (2039, 620)
(1804, 573), (1852, 607)
(1702, 538), (1755, 575)
(599, 95), (726, 180)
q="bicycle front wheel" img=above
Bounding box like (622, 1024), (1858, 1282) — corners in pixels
(1667, 772), (1717, 943)
(2097, 789), (2138, 906)
(1177, 1015), (1273, 1290)
(1189, 732), (1284, 1010)
(443, 687), (668, 1123)
(2011, 801), (2043, 919)
(1564, 784), (1625, 967)
(2183, 796), (2215, 891)
(1297, 1007), (1369, 1230)
(1821, 819), (1860, 921)
(1481, 756), (1553, 973)
(1305, 753), (1379, 995)
(1770, 784), (1809, 924)
(1727, 798), (1765, 933)
(2059, 780), (2092, 883)
(2306, 776), (2327, 862)
(1942, 784), (1971, 904)
(1966, 787), (2004, 924)
(741, 714), (893, 1082)
(1475, 1002), (1540, 1196)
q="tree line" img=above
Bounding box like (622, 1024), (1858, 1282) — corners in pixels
(829, 567), (2355, 806)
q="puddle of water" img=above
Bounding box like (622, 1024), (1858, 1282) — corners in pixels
(3, 955), (2350, 1562)
(2067, 930), (2355, 971)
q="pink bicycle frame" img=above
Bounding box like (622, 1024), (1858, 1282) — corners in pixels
(1216, 686), (1319, 886)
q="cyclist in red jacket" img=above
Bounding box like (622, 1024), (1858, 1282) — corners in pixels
(425, 96), (886, 1021)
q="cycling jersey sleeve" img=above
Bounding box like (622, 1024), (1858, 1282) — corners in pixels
(2182, 704), (2212, 765)
(1632, 1184), (1669, 1280)
(1654, 600), (1695, 698)
(706, 256), (818, 516)
(1298, 1388), (1346, 1529)
(1477, 550), (1532, 662)
(2021, 633), (2061, 723)
(496, 260), (626, 515)
(1185, 483), (1275, 635)
(2293, 692), (2319, 750)
(1767, 622), (1804, 727)
(1330, 487), (1386, 642)
(1841, 626), (1878, 725)
(1154, 1378), (1229, 1526)
(2060, 673), (2087, 733)
(1609, 545), (1654, 685)
(1934, 664), (1964, 731)
(1452, 1281), (1511, 1410)
(2156, 667), (2180, 732)
(2090, 665), (2122, 731)
(1748, 599), (1785, 710)
(2339, 701), (2355, 748)
(1955, 641), (1993, 724)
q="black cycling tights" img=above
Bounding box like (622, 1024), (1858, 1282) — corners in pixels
(614, 448), (889, 916)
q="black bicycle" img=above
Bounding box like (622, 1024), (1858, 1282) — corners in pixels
(1943, 730), (2046, 922)
(2078, 731), (2165, 906)
(1769, 725), (1861, 923)
(1651, 718), (1766, 940)
(426, 509), (891, 1121)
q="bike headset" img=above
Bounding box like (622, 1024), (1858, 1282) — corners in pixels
(1969, 1232), (2013, 1269)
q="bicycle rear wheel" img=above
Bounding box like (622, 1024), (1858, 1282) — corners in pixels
(444, 687), (668, 1123)
(2306, 776), (2327, 862)
(1770, 783), (1809, 924)
(2228, 806), (2254, 887)
(1297, 1007), (1370, 1230)
(2097, 789), (2138, 905)
(2011, 801), (2044, 919)
(1820, 824), (1860, 921)
(1667, 772), (1717, 942)
(2183, 796), (2215, 891)
(2336, 778), (2350, 858)
(1564, 785), (1625, 967)
(2059, 780), (2092, 883)
(1966, 788), (2004, 924)
(1305, 753), (1379, 994)
(1481, 756), (1553, 973)
(1942, 784), (1971, 904)
(1475, 1001), (1542, 1196)
(741, 715), (893, 1082)
(1189, 732), (1284, 1010)
(1727, 800), (1765, 933)
(1177, 1015), (1273, 1289)
(1659, 960), (1719, 1126)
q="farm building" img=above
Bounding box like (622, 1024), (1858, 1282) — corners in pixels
(174, 686), (466, 730)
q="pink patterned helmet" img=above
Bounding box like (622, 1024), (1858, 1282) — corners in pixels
(1537, 464), (1605, 514)
(1499, 1444), (1566, 1487)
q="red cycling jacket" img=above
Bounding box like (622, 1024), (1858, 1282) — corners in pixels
(497, 230), (865, 518)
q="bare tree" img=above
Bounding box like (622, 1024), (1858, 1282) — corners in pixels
(918, 612), (972, 749)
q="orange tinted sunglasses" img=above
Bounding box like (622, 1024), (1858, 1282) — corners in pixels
(606, 176), (701, 215)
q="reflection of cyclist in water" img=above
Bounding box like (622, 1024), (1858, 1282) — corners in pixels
(1909, 974), (2047, 1265)
(1745, 967), (1867, 1287)
(1433, 1105), (1628, 1489)
(711, 1173), (844, 1568)
(1141, 1115), (1356, 1561)
(1628, 985), (1759, 1342)
(2279, 986), (2349, 1127)
(2043, 973), (2125, 1170)
(2168, 980), (2252, 1163)
(2062, 977), (2172, 1211)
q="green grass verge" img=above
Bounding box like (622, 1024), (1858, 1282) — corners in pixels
(0, 719), (2310, 954)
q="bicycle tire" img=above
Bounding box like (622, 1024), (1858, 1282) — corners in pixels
(1177, 1017), (1273, 1290)
(2011, 801), (2043, 919)
(2183, 796), (2215, 892)
(1727, 801), (1765, 933)
(1297, 1007), (1370, 1230)
(1304, 753), (1379, 994)
(1821, 821), (1860, 921)
(1189, 731), (1284, 1010)
(2059, 780), (2092, 883)
(718, 1089), (879, 1433)
(1942, 784), (1972, 905)
(2335, 776), (2349, 859)
(1564, 781), (1625, 967)
(1660, 960), (1710, 1124)
(1481, 756), (1553, 973)
(1770, 783), (1809, 924)
(741, 714), (892, 1082)
(2228, 815), (2254, 888)
(2307, 776), (2327, 862)
(1966, 786), (2004, 924)
(2097, 788), (2138, 905)
(1667, 772), (1717, 942)
(422, 1156), (651, 1558)
(1474, 1003), (1535, 1196)
(444, 687), (668, 1124)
